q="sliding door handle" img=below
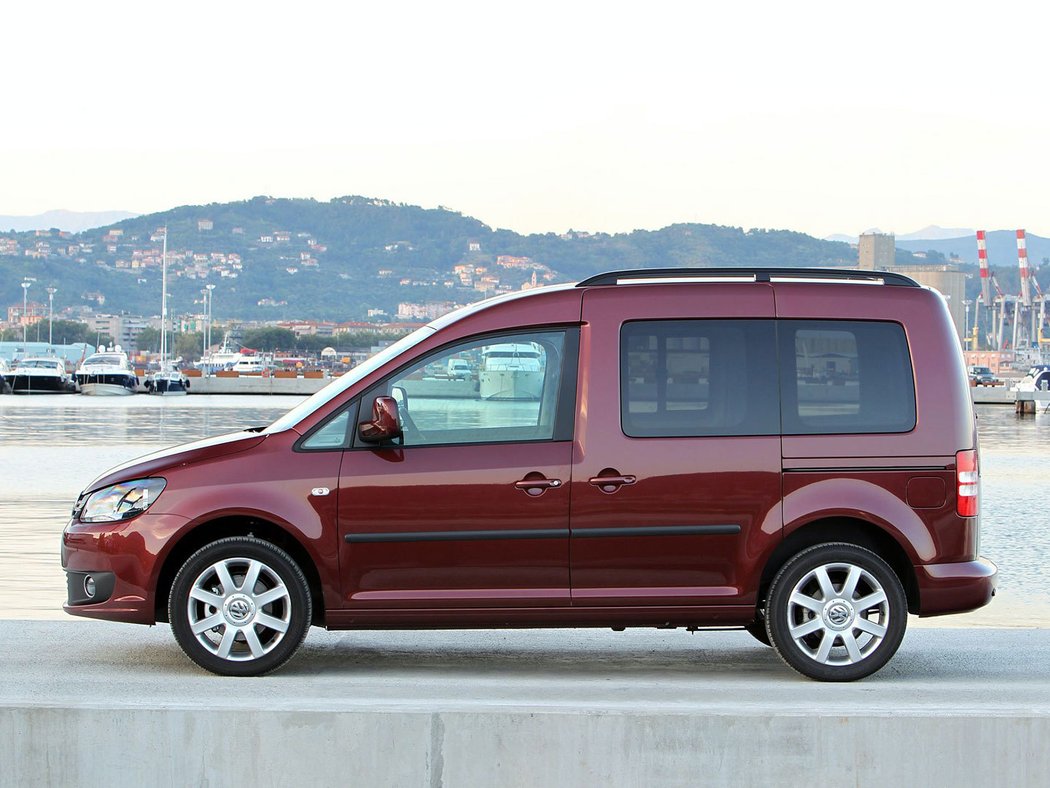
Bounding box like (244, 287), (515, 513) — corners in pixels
(588, 473), (636, 493)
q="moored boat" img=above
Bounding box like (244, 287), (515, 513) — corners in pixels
(195, 332), (244, 374)
(146, 227), (189, 396)
(478, 343), (545, 400)
(9, 357), (77, 395)
(229, 354), (270, 374)
(146, 363), (190, 396)
(75, 347), (139, 396)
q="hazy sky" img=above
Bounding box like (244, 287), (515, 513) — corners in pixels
(3, 1), (1047, 237)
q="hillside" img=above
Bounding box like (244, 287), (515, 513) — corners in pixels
(2, 195), (870, 321)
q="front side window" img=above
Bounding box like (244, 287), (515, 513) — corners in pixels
(370, 329), (573, 447)
(621, 320), (779, 437)
(780, 320), (915, 435)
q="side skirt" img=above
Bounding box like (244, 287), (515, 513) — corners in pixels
(324, 604), (755, 630)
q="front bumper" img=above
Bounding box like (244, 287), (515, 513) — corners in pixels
(62, 512), (188, 624)
(916, 557), (998, 617)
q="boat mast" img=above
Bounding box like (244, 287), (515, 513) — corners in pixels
(160, 227), (168, 369)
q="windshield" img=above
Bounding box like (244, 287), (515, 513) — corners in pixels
(264, 325), (435, 434)
(17, 359), (60, 370)
(84, 355), (124, 366)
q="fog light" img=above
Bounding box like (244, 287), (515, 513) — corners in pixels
(84, 575), (96, 599)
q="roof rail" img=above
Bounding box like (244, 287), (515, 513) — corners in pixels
(575, 268), (920, 288)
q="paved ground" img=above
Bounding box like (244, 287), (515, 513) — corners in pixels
(4, 620), (1049, 715)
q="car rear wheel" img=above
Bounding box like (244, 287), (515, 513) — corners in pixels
(169, 536), (312, 676)
(766, 543), (907, 681)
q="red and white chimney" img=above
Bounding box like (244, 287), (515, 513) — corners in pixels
(1018, 229), (1032, 307)
(977, 230), (992, 305)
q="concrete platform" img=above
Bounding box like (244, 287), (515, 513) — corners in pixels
(2, 621), (1048, 786)
(178, 375), (333, 395)
(971, 385), (1015, 404)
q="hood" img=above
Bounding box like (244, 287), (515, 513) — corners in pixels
(85, 430), (269, 492)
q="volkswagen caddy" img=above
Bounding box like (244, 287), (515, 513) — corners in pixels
(62, 268), (997, 681)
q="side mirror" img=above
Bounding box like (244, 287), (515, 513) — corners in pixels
(358, 396), (402, 443)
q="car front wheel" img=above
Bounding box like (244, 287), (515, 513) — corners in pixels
(766, 543), (907, 681)
(169, 536), (312, 676)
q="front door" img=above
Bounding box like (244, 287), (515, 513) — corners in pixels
(571, 285), (782, 608)
(337, 328), (578, 609)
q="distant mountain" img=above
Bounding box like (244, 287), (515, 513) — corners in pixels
(827, 226), (976, 244)
(896, 225), (975, 241)
(1, 195), (885, 321)
(896, 230), (1050, 268)
(0, 209), (139, 233)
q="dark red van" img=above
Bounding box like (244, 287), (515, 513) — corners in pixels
(62, 268), (996, 680)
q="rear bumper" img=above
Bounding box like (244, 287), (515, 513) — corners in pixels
(916, 557), (998, 617)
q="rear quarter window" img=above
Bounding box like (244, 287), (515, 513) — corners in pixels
(620, 319), (779, 437)
(779, 320), (915, 435)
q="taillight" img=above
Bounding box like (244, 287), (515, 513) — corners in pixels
(956, 449), (979, 517)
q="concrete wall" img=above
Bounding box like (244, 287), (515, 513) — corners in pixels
(3, 706), (1047, 786)
(185, 375), (333, 395)
(903, 265), (968, 339)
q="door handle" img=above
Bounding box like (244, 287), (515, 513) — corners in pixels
(514, 476), (562, 496)
(588, 474), (636, 493)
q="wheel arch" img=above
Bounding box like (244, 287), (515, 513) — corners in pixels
(153, 516), (326, 626)
(758, 517), (920, 614)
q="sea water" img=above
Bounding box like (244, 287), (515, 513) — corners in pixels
(0, 396), (1046, 622)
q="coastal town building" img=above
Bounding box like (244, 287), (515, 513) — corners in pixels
(858, 232), (895, 270)
(84, 314), (151, 350)
(7, 302), (47, 326)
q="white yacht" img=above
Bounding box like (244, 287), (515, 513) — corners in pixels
(229, 354), (270, 374)
(9, 357), (76, 394)
(75, 347), (139, 396)
(195, 332), (244, 374)
(478, 343), (545, 400)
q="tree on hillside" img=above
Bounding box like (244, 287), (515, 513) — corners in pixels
(174, 332), (204, 361)
(330, 329), (414, 349)
(136, 327), (160, 352)
(1, 320), (115, 347)
(241, 327), (296, 351)
(47, 320), (95, 344)
(292, 334), (333, 353)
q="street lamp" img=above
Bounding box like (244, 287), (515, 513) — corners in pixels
(200, 288), (209, 360)
(20, 279), (32, 344)
(206, 284), (216, 354)
(47, 287), (57, 345)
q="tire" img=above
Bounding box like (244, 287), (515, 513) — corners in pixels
(766, 543), (907, 682)
(169, 536), (312, 677)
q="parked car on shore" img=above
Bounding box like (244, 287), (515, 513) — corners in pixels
(62, 268), (996, 681)
(968, 365), (1000, 386)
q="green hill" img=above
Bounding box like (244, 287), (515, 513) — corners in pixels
(2, 195), (870, 321)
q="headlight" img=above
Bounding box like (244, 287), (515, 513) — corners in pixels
(78, 479), (167, 523)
